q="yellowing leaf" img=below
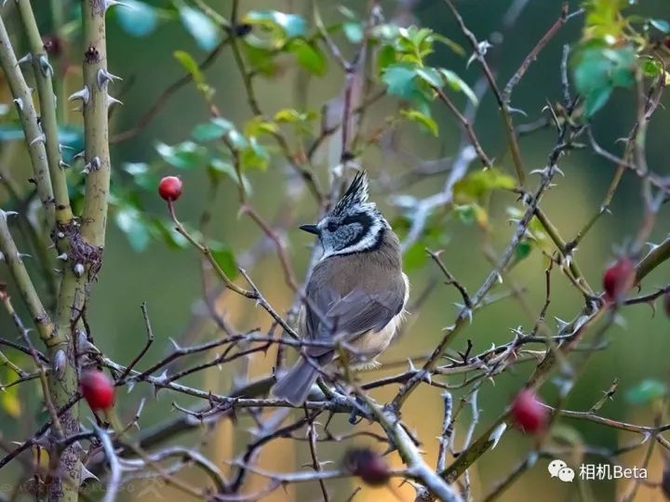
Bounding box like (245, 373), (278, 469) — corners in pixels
(401, 109), (438, 136)
(472, 203), (489, 229)
(1, 385), (21, 418)
(453, 168), (516, 202)
(244, 116), (278, 137)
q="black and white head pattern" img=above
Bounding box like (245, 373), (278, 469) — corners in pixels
(316, 171), (387, 259)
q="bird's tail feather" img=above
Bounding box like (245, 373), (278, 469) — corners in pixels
(271, 360), (319, 405)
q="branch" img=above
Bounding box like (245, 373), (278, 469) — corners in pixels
(0, 16), (55, 228)
(16, 0), (73, 228)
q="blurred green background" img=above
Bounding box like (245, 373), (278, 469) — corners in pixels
(1, 1), (670, 501)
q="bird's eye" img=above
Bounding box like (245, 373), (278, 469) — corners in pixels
(326, 221), (338, 232)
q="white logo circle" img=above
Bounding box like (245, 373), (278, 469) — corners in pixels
(548, 459), (567, 477)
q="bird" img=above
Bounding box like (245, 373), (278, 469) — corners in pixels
(271, 170), (409, 405)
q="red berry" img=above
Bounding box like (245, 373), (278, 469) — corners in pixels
(343, 448), (390, 487)
(80, 370), (115, 411)
(510, 389), (547, 434)
(158, 176), (183, 202)
(602, 257), (635, 303)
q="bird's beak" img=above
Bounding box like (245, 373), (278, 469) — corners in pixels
(299, 224), (319, 235)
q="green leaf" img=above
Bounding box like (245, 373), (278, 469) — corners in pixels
(244, 116), (278, 137)
(241, 43), (280, 76)
(439, 69), (478, 105)
(115, 0), (159, 37)
(343, 22), (364, 43)
(210, 245), (239, 279)
(123, 162), (158, 191)
(240, 137), (270, 171)
(515, 240), (533, 261)
(453, 168), (516, 202)
(571, 41), (636, 117)
(192, 117), (235, 142)
(208, 158), (252, 193)
(415, 67), (442, 88)
(454, 204), (476, 226)
(274, 108), (305, 122)
(583, 0), (627, 40)
(397, 26), (435, 60)
(177, 4), (222, 51)
(640, 57), (662, 79)
(174, 50), (207, 88)
(287, 39), (327, 76)
(377, 45), (397, 73)
(115, 205), (151, 252)
(626, 379), (667, 405)
(447, 203), (490, 228)
(432, 33), (465, 56)
(149, 218), (187, 249)
(244, 10), (306, 40)
(382, 64), (418, 100)
(401, 109), (438, 136)
(155, 141), (207, 169)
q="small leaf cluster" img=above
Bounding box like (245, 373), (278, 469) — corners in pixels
(570, 0), (670, 117)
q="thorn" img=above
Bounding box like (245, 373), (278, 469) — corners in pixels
(73, 150), (85, 161)
(96, 68), (122, 90)
(13, 97), (23, 111)
(56, 231), (65, 239)
(53, 350), (67, 380)
(4, 211), (18, 217)
(84, 156), (101, 172)
(488, 423), (507, 450)
(645, 241), (659, 253)
(73, 263), (85, 277)
(104, 0), (132, 10)
(563, 252), (573, 268)
(551, 165), (565, 177)
(57, 253), (68, 261)
(16, 53), (31, 65)
(530, 166), (552, 177)
(17, 252), (32, 259)
(80, 465), (100, 485)
(59, 160), (70, 169)
(106, 95), (123, 108)
(29, 133), (46, 146)
(68, 86), (90, 104)
(508, 106), (528, 117)
(554, 316), (569, 334)
(407, 358), (417, 372)
(155, 369), (169, 384)
(37, 55), (53, 77)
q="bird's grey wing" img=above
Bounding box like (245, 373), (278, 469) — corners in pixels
(303, 272), (405, 357)
(303, 284), (343, 358)
(323, 287), (404, 339)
